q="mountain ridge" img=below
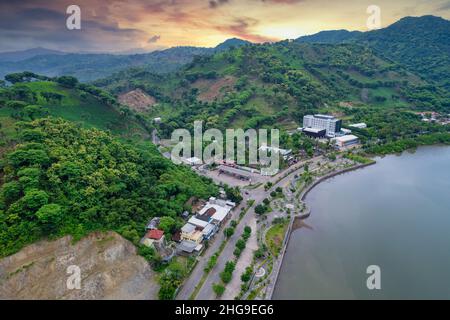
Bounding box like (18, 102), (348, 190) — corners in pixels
(0, 39), (251, 82)
(0, 47), (67, 63)
(296, 15), (450, 89)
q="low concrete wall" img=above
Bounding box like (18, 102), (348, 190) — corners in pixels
(297, 206), (311, 220)
(265, 216), (294, 300)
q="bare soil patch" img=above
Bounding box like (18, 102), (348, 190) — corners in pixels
(118, 89), (156, 112)
(193, 76), (236, 102)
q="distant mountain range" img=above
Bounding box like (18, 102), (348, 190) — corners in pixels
(0, 38), (251, 82)
(0, 47), (67, 63)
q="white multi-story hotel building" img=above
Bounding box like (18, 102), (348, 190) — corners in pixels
(303, 114), (342, 137)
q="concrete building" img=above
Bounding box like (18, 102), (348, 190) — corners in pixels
(302, 127), (326, 138)
(180, 223), (204, 244)
(259, 145), (292, 159)
(303, 114), (342, 137)
(197, 197), (234, 226)
(187, 216), (210, 229)
(218, 165), (251, 181)
(146, 217), (160, 230)
(177, 197), (235, 254)
(202, 223), (218, 240)
(334, 135), (360, 149)
(141, 229), (165, 248)
(177, 240), (202, 255)
(341, 128), (352, 135)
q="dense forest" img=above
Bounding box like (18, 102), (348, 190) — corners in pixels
(0, 76), (218, 258)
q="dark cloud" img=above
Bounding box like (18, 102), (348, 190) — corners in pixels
(148, 35), (161, 43)
(209, 0), (304, 8)
(216, 17), (276, 43)
(0, 2), (149, 52)
(259, 0), (305, 3)
(209, 0), (230, 9)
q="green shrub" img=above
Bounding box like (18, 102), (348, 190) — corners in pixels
(213, 283), (225, 297)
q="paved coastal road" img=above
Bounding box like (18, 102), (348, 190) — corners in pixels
(176, 156), (323, 300)
(194, 156), (323, 300)
(176, 198), (248, 300)
(195, 185), (266, 300)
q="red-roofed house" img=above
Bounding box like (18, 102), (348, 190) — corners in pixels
(147, 229), (164, 240)
(141, 229), (165, 248)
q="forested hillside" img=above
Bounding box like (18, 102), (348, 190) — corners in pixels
(359, 16), (450, 90)
(0, 75), (218, 258)
(297, 15), (450, 90)
(95, 41), (449, 139)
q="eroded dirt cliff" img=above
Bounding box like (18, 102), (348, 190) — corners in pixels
(0, 231), (158, 300)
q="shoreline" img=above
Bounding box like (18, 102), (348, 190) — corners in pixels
(266, 160), (376, 300)
(300, 161), (376, 201)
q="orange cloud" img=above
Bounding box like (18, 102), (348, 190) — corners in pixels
(1, 0), (448, 52)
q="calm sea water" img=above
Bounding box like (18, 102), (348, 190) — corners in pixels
(273, 146), (450, 299)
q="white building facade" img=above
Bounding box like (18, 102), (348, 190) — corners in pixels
(303, 114), (342, 137)
(334, 135), (359, 149)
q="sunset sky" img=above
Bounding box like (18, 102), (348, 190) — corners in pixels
(0, 0), (449, 53)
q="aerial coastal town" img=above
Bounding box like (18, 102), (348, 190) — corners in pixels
(141, 113), (373, 300)
(1, 1), (449, 306)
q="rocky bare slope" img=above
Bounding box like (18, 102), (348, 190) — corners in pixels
(0, 232), (158, 300)
(118, 88), (157, 112)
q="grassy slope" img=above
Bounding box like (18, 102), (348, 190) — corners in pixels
(0, 81), (149, 149)
(26, 82), (147, 136)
